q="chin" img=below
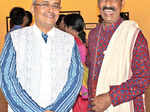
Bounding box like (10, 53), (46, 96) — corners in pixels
(104, 20), (113, 24)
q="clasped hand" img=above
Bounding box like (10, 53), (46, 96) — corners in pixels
(44, 110), (54, 112)
(91, 93), (112, 112)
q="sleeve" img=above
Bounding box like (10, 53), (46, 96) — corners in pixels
(109, 31), (150, 106)
(0, 67), (1, 88)
(0, 33), (45, 112)
(86, 29), (93, 68)
(45, 42), (84, 112)
(78, 44), (87, 63)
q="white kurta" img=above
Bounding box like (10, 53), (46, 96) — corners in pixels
(8, 24), (74, 112)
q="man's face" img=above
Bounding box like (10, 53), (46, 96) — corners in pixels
(98, 0), (124, 25)
(33, 0), (61, 30)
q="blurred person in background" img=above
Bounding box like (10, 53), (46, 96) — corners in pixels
(23, 10), (33, 26)
(9, 7), (26, 31)
(56, 14), (66, 31)
(64, 13), (88, 112)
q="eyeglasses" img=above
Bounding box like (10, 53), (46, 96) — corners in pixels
(34, 2), (61, 10)
(99, 0), (119, 2)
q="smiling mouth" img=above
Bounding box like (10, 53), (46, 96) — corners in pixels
(47, 16), (54, 19)
(103, 9), (114, 15)
(44, 13), (55, 19)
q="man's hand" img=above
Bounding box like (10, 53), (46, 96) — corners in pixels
(44, 110), (54, 112)
(91, 93), (112, 112)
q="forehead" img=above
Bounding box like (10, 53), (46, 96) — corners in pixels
(36, 0), (61, 3)
(98, 0), (122, 3)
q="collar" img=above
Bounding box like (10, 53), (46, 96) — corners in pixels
(33, 24), (55, 38)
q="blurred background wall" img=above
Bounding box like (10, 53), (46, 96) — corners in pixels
(0, 0), (150, 111)
(0, 0), (150, 52)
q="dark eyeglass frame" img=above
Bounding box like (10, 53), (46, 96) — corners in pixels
(33, 2), (61, 10)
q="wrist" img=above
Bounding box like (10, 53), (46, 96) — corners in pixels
(106, 92), (112, 106)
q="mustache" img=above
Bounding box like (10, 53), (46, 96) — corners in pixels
(102, 6), (115, 11)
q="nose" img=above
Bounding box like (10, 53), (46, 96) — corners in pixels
(47, 6), (55, 12)
(104, 0), (113, 6)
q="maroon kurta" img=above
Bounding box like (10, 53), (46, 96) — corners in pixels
(87, 18), (150, 112)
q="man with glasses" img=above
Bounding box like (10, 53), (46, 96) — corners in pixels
(87, 0), (150, 112)
(0, 0), (83, 112)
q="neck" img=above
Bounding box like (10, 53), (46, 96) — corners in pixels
(36, 23), (53, 34)
(103, 17), (121, 28)
(103, 16), (121, 26)
(103, 20), (116, 26)
(72, 31), (78, 37)
(102, 22), (112, 30)
(68, 29), (78, 37)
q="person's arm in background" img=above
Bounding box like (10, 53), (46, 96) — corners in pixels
(109, 31), (150, 108)
(45, 42), (83, 112)
(0, 33), (46, 112)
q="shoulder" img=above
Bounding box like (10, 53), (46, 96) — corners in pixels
(11, 26), (33, 34)
(121, 20), (148, 47)
(121, 20), (139, 29)
(135, 31), (148, 47)
(88, 27), (97, 37)
(10, 26), (33, 40)
(55, 27), (73, 38)
(54, 27), (75, 46)
(88, 24), (100, 40)
(9, 26), (34, 50)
